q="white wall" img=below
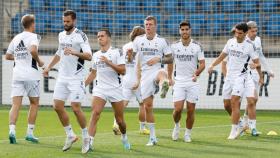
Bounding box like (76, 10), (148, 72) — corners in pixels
(2, 56), (279, 109)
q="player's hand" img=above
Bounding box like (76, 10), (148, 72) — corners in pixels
(192, 74), (198, 82)
(147, 57), (161, 66)
(259, 77), (264, 86)
(268, 72), (275, 78)
(208, 65), (214, 74)
(100, 56), (110, 64)
(38, 60), (44, 67)
(249, 63), (257, 69)
(43, 67), (50, 77)
(126, 49), (133, 62)
(64, 47), (76, 56)
(168, 78), (174, 86)
(132, 80), (140, 90)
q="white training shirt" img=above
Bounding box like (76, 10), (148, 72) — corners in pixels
(171, 39), (205, 85)
(246, 36), (273, 75)
(222, 37), (259, 80)
(92, 46), (125, 89)
(122, 42), (138, 88)
(133, 34), (172, 75)
(56, 28), (92, 80)
(6, 31), (41, 81)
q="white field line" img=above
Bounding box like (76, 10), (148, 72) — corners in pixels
(0, 120), (279, 142)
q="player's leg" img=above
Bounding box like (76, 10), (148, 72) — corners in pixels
(9, 80), (25, 144)
(143, 96), (158, 146)
(185, 101), (196, 142)
(88, 96), (106, 150)
(155, 69), (170, 98)
(223, 99), (232, 116)
(25, 80), (40, 143)
(228, 95), (241, 139)
(135, 89), (149, 134)
(9, 96), (23, 144)
(184, 84), (199, 142)
(25, 97), (39, 143)
(172, 86), (185, 141)
(112, 101), (131, 149)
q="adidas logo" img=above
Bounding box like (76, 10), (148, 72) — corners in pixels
(15, 40), (27, 52)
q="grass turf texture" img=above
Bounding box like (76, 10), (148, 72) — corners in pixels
(0, 106), (279, 158)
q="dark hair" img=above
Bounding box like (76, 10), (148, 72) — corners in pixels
(235, 22), (248, 33)
(179, 21), (191, 28)
(129, 26), (145, 41)
(21, 14), (35, 29)
(63, 10), (76, 20)
(145, 16), (157, 25)
(98, 29), (111, 37)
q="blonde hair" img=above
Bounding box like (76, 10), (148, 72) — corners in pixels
(21, 14), (35, 29)
(129, 26), (145, 41)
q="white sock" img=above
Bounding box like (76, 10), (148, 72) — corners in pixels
(175, 122), (180, 129)
(82, 128), (89, 139)
(9, 124), (16, 135)
(185, 128), (192, 136)
(27, 124), (35, 136)
(147, 123), (156, 139)
(113, 118), (118, 127)
(121, 133), (128, 141)
(248, 119), (256, 130)
(231, 124), (238, 135)
(140, 122), (145, 130)
(90, 136), (94, 146)
(64, 125), (75, 137)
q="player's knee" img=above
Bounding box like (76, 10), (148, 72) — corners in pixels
(174, 108), (183, 114)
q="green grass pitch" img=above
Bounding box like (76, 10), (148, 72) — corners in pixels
(0, 106), (279, 158)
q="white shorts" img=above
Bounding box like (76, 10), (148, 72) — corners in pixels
(122, 87), (143, 103)
(141, 70), (160, 100)
(93, 87), (123, 103)
(222, 79), (233, 100)
(251, 72), (260, 94)
(53, 79), (86, 102)
(172, 82), (199, 103)
(11, 80), (40, 97)
(231, 75), (255, 98)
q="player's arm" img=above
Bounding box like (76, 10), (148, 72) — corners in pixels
(208, 52), (227, 74)
(85, 69), (96, 87)
(259, 51), (274, 77)
(195, 60), (205, 76)
(43, 54), (60, 77)
(132, 53), (141, 90)
(6, 40), (15, 60)
(64, 48), (92, 61)
(221, 60), (227, 77)
(167, 63), (174, 85)
(30, 45), (44, 67)
(252, 58), (264, 85)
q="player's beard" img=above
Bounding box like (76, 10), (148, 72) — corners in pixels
(64, 24), (74, 31)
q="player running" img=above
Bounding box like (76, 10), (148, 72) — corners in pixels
(112, 26), (150, 135)
(133, 16), (173, 146)
(6, 14), (44, 144)
(241, 21), (274, 135)
(168, 21), (205, 142)
(85, 29), (131, 150)
(208, 23), (263, 140)
(43, 10), (92, 153)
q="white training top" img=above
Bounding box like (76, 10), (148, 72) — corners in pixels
(6, 31), (41, 81)
(122, 42), (138, 88)
(246, 36), (273, 75)
(56, 28), (92, 80)
(133, 34), (172, 75)
(92, 46), (125, 89)
(171, 39), (205, 85)
(222, 37), (259, 80)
